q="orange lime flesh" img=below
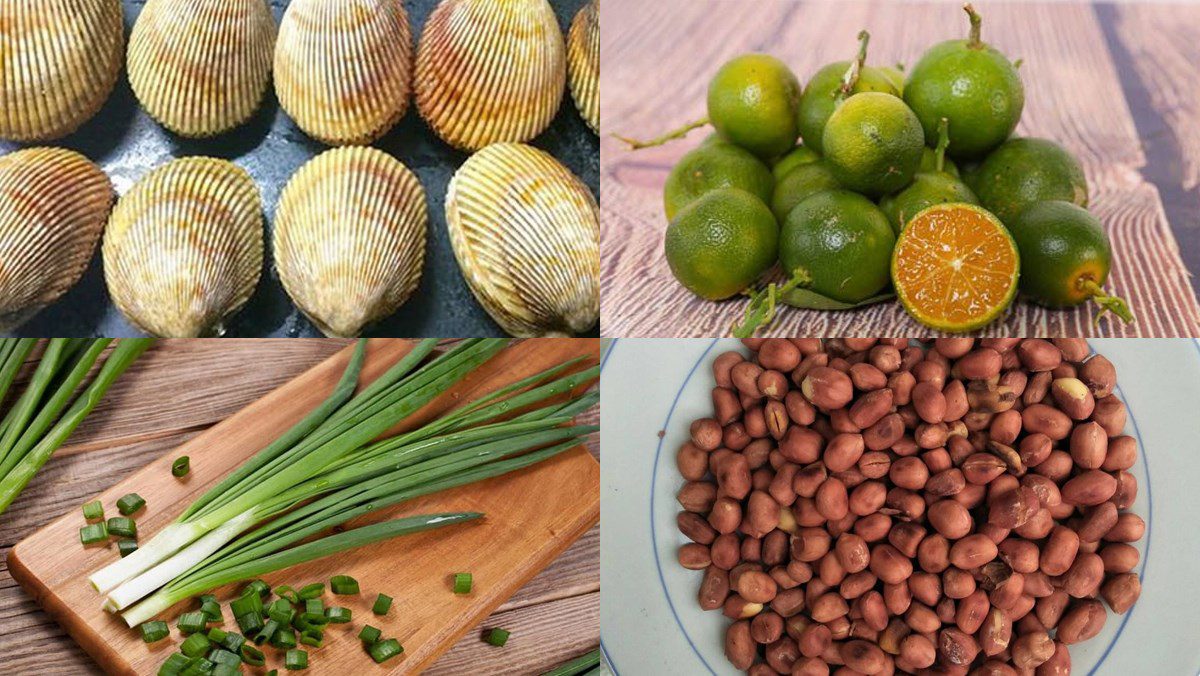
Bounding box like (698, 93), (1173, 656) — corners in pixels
(892, 203), (1019, 332)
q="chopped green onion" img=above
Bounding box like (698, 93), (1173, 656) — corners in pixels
(206, 627), (228, 643)
(266, 671), (278, 676)
(253, 619), (279, 645)
(240, 644), (265, 667)
(325, 606), (351, 623)
(178, 611), (207, 634)
(83, 500), (104, 521)
(235, 611), (263, 634)
(80, 522), (108, 545)
(285, 649), (308, 670)
(180, 658), (214, 676)
(358, 625), (381, 644)
(297, 583), (324, 600)
(268, 599), (295, 624)
(219, 631), (245, 654)
(244, 579), (270, 598)
(274, 585), (299, 603)
(117, 493), (146, 515)
(367, 638), (404, 664)
(230, 593), (261, 618)
(301, 598), (325, 624)
(199, 595), (222, 622)
(372, 593), (393, 616)
(180, 633), (210, 658)
(140, 620), (170, 643)
(212, 666), (239, 676)
(485, 627), (510, 647)
(209, 648), (241, 667)
(541, 649), (602, 676)
(118, 540), (139, 558)
(158, 653), (191, 676)
(107, 516), (137, 538)
(329, 575), (359, 595)
(271, 627), (297, 650)
(172, 456), (190, 477)
(299, 629), (324, 648)
(453, 573), (473, 594)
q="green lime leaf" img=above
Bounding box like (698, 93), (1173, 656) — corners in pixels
(778, 289), (895, 311)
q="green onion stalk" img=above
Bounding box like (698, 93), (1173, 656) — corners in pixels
(91, 339), (599, 626)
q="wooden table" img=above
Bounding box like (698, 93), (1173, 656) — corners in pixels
(0, 340), (599, 675)
(600, 0), (1200, 337)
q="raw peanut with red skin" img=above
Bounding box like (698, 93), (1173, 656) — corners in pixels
(785, 390), (817, 426)
(943, 380), (970, 421)
(1099, 543), (1140, 573)
(1092, 395), (1127, 436)
(938, 627), (981, 665)
(863, 413), (905, 451)
(764, 635), (801, 673)
(839, 569), (876, 599)
(928, 499), (973, 539)
(850, 362), (888, 391)
(731, 361), (764, 398)
(698, 565), (730, 610)
(835, 533), (871, 573)
(1056, 599), (1106, 644)
(1100, 572), (1141, 613)
(678, 511), (717, 545)
(979, 607), (1012, 656)
(792, 527), (832, 562)
(1021, 404), (1072, 440)
(802, 367), (854, 410)
(745, 490), (780, 537)
(1076, 501), (1118, 542)
(757, 369), (789, 400)
(870, 544), (913, 584)
(690, 418), (723, 450)
(759, 339), (802, 372)
(713, 351), (744, 388)
(737, 569), (778, 604)
(956, 348), (1002, 380)
(949, 534), (998, 569)
(889, 456), (930, 491)
(905, 602), (940, 633)
(715, 453), (752, 499)
(1078, 355), (1116, 398)
(1039, 526), (1079, 576)
(1103, 435), (1137, 471)
(912, 381), (947, 424)
(962, 453), (1007, 485)
(751, 610), (785, 644)
(677, 481), (716, 512)
(849, 388), (894, 428)
(1035, 591), (1069, 629)
(888, 370), (917, 406)
(988, 487), (1040, 529)
(712, 386), (743, 425)
(771, 587), (806, 617)
(1068, 421), (1107, 470)
(711, 533), (740, 569)
(809, 592), (849, 622)
(816, 477), (850, 521)
(1036, 640), (1072, 676)
(1061, 470), (1117, 506)
(1033, 451), (1073, 483)
(841, 639), (887, 674)
(935, 338), (974, 359)
(913, 360), (948, 387)
(1051, 377), (1095, 420)
(997, 538), (1039, 574)
(926, 468), (966, 497)
(676, 442), (709, 481)
(780, 426), (823, 464)
(721, 594), (759, 619)
(764, 399), (789, 439)
(943, 567), (976, 598)
(1016, 339), (1061, 372)
(888, 522), (927, 559)
(799, 623), (832, 657)
(708, 497), (742, 534)
(1104, 513), (1145, 542)
(725, 620), (756, 669)
(858, 590), (889, 631)
(907, 571), (940, 606)
(1011, 630), (1055, 669)
(679, 543), (712, 569)
(825, 433), (866, 472)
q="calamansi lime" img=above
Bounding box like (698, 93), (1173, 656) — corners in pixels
(707, 54), (802, 159)
(822, 92), (925, 197)
(771, 161), (841, 222)
(779, 190), (895, 303)
(665, 188), (779, 301)
(772, 144), (821, 181)
(880, 118), (978, 234)
(797, 32), (900, 154)
(663, 143), (774, 221)
(970, 137), (1089, 223)
(1005, 200), (1110, 306)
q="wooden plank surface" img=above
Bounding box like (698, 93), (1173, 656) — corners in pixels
(0, 339), (600, 675)
(600, 0), (1200, 337)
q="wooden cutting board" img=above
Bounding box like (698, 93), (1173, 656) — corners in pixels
(7, 338), (601, 675)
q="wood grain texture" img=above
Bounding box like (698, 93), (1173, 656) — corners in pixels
(0, 339), (599, 675)
(600, 0), (1200, 337)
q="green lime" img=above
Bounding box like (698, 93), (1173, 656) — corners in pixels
(772, 144), (821, 181)
(707, 54), (802, 159)
(822, 92), (924, 197)
(880, 65), (906, 96)
(663, 143), (774, 221)
(970, 137), (1089, 223)
(796, 32), (899, 154)
(1006, 200), (1111, 307)
(771, 161), (842, 222)
(779, 190), (896, 303)
(903, 6), (1023, 159)
(919, 147), (959, 177)
(880, 173), (978, 235)
(665, 188), (779, 301)
(700, 132), (733, 148)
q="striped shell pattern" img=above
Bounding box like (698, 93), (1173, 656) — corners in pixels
(275, 0), (414, 146)
(416, 0), (566, 152)
(274, 147), (428, 338)
(103, 158), (264, 337)
(568, 0), (599, 133)
(446, 143), (599, 337)
(0, 0), (124, 142)
(0, 148), (113, 330)
(128, 0), (276, 138)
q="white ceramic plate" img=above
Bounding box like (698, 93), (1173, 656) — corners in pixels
(600, 339), (1200, 676)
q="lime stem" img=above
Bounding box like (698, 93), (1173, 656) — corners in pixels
(935, 118), (950, 173)
(836, 30), (871, 104)
(964, 4), (983, 49)
(731, 269), (813, 338)
(612, 118), (710, 150)
(1079, 278), (1135, 325)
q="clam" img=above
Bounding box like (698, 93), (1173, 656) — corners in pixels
(275, 0), (413, 146)
(445, 143), (599, 337)
(568, 0), (599, 133)
(128, 0), (276, 138)
(274, 147), (428, 337)
(103, 158), (264, 337)
(0, 148), (113, 331)
(415, 0), (566, 151)
(0, 0), (124, 142)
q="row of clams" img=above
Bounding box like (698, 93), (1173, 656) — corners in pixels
(0, 0), (599, 146)
(0, 145), (598, 338)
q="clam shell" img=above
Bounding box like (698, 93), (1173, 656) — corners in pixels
(568, 0), (599, 134)
(275, 0), (413, 146)
(0, 0), (124, 142)
(274, 147), (428, 337)
(103, 158), (264, 337)
(128, 0), (276, 138)
(445, 143), (599, 337)
(0, 148), (113, 331)
(415, 0), (566, 151)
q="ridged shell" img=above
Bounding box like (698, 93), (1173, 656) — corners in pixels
(275, 0), (413, 146)
(103, 158), (264, 337)
(415, 0), (566, 152)
(128, 0), (276, 138)
(0, 0), (124, 142)
(0, 148), (113, 331)
(275, 147), (428, 337)
(568, 0), (599, 134)
(445, 143), (599, 337)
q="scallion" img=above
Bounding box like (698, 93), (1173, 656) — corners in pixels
(297, 583), (324, 600)
(329, 575), (358, 595)
(83, 500), (104, 521)
(199, 598), (222, 623)
(206, 627), (228, 644)
(172, 456), (190, 477)
(140, 620), (170, 643)
(212, 665), (239, 676)
(453, 573), (473, 594)
(299, 629), (324, 648)
(485, 627), (510, 647)
(271, 627), (297, 650)
(180, 633), (210, 658)
(80, 522), (108, 545)
(325, 606), (351, 623)
(253, 619), (279, 645)
(372, 593), (392, 616)
(117, 493), (146, 515)
(244, 579), (270, 598)
(541, 649), (602, 676)
(367, 638), (404, 664)
(285, 649), (308, 670)
(274, 585), (299, 603)
(235, 611), (263, 635)
(240, 644), (265, 667)
(158, 653), (190, 676)
(107, 516), (137, 538)
(118, 540), (139, 558)
(180, 658), (213, 676)
(178, 611), (207, 635)
(208, 648), (240, 667)
(358, 625), (381, 644)
(268, 599), (295, 624)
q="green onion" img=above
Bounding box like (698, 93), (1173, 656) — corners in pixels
(541, 649), (602, 676)
(330, 575), (359, 595)
(209, 649), (240, 667)
(240, 644), (265, 667)
(271, 627), (297, 650)
(285, 649), (308, 670)
(117, 493), (146, 515)
(206, 627), (228, 643)
(367, 638), (404, 664)
(485, 628), (510, 647)
(299, 629), (324, 648)
(453, 573), (473, 594)
(358, 625), (381, 644)
(83, 500), (104, 521)
(80, 522), (108, 545)
(199, 597), (222, 623)
(158, 653), (190, 676)
(372, 593), (392, 615)
(218, 631), (245, 654)
(178, 611), (207, 634)
(235, 611), (263, 635)
(266, 671), (277, 676)
(302, 598), (324, 621)
(253, 619), (279, 645)
(325, 606), (351, 623)
(230, 593), (261, 618)
(118, 540), (139, 558)
(211, 665), (238, 676)
(172, 456), (190, 477)
(274, 585), (298, 603)
(180, 633), (210, 658)
(268, 599), (295, 624)
(297, 583), (324, 600)
(244, 579), (270, 598)
(180, 658), (213, 676)
(140, 620), (170, 643)
(107, 516), (137, 538)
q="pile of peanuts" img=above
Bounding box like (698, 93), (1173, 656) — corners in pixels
(675, 338), (1144, 675)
